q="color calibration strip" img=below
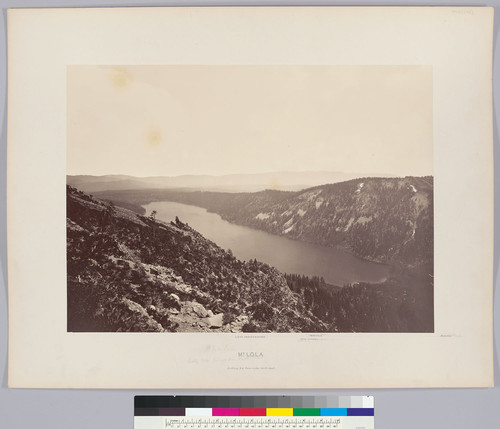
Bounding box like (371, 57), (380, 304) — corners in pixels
(135, 406), (373, 417)
(134, 396), (375, 428)
(135, 395), (374, 411)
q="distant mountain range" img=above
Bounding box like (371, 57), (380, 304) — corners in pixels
(67, 171), (395, 193)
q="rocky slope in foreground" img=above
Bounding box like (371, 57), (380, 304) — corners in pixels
(67, 186), (325, 333)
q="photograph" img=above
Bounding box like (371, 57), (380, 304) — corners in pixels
(7, 6), (493, 389)
(66, 65), (434, 334)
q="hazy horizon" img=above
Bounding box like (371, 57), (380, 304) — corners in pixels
(66, 170), (430, 194)
(67, 65), (433, 177)
(67, 169), (407, 179)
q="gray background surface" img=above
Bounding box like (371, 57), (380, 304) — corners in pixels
(1, 1), (499, 428)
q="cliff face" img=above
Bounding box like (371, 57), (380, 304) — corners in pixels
(217, 177), (433, 266)
(66, 186), (325, 333)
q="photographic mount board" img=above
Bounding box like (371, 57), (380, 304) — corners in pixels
(7, 6), (494, 388)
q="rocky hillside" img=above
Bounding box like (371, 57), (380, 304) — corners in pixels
(66, 186), (325, 333)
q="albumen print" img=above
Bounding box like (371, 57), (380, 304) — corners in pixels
(67, 65), (434, 333)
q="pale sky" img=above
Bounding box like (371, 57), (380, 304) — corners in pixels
(67, 65), (433, 177)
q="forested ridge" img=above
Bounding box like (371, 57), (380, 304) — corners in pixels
(285, 273), (433, 332)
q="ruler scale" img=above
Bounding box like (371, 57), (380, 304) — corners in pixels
(135, 396), (374, 429)
(165, 417), (344, 428)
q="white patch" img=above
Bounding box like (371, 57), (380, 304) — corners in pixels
(411, 193), (429, 211)
(355, 182), (364, 194)
(403, 220), (416, 244)
(284, 217), (294, 228)
(356, 216), (372, 225)
(256, 212), (270, 220)
(344, 217), (355, 231)
(315, 199), (323, 209)
(299, 190), (322, 201)
(409, 185), (417, 193)
(297, 209), (306, 217)
(283, 225), (294, 234)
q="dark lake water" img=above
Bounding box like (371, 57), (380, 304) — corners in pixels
(143, 201), (390, 286)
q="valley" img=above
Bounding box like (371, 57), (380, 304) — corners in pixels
(93, 176), (433, 268)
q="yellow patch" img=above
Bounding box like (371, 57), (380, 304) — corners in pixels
(147, 129), (162, 147)
(109, 69), (132, 90)
(268, 179), (282, 190)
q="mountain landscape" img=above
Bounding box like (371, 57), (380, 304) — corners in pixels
(66, 65), (434, 333)
(67, 174), (434, 333)
(93, 176), (433, 268)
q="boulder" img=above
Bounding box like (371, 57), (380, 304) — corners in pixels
(208, 313), (224, 329)
(185, 301), (210, 318)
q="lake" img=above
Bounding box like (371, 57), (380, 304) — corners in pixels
(143, 201), (390, 286)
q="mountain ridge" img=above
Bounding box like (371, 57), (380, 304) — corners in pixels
(67, 171), (397, 193)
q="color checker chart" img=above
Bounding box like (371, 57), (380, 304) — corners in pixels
(134, 396), (374, 429)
